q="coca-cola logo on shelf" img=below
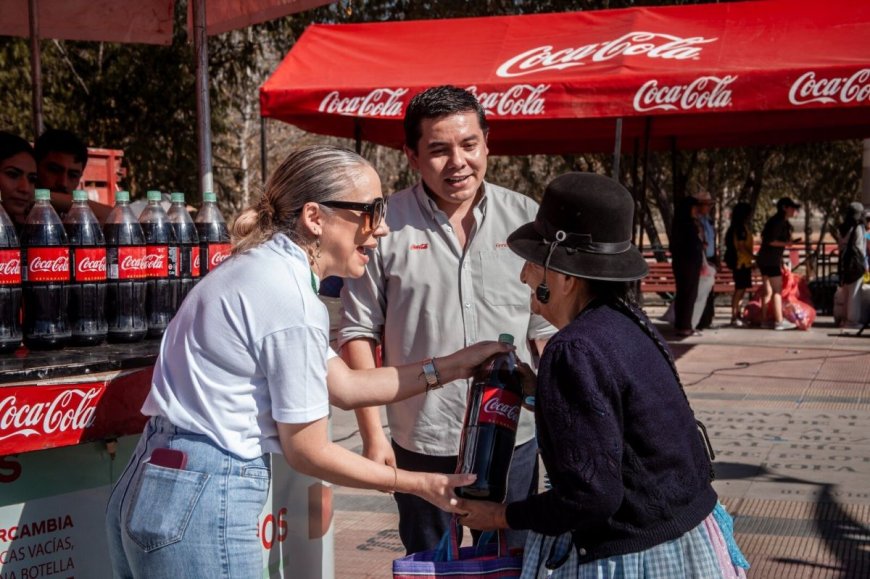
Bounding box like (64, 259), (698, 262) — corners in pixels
(633, 75), (736, 112)
(789, 69), (870, 106)
(496, 32), (717, 78)
(466, 84), (549, 116)
(0, 388), (99, 442)
(319, 88), (409, 117)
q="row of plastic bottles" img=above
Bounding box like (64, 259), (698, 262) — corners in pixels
(0, 189), (230, 352)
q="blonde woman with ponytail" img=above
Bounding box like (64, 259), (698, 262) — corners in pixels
(106, 146), (510, 578)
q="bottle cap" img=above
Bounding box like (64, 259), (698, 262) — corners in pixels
(171, 192), (185, 203)
(72, 189), (89, 202)
(203, 191), (217, 203)
(34, 189), (51, 201)
(498, 333), (515, 345)
(115, 190), (130, 203)
(147, 190), (162, 202)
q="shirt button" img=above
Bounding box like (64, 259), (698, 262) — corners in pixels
(578, 548), (587, 556)
(446, 226), (453, 232)
(464, 303), (471, 308)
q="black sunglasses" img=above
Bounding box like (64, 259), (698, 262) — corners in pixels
(320, 197), (387, 230)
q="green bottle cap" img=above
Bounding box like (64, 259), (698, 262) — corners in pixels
(147, 190), (162, 202)
(203, 191), (217, 203)
(72, 189), (88, 202)
(115, 190), (130, 203)
(498, 333), (515, 345)
(34, 189), (51, 201)
(171, 192), (185, 203)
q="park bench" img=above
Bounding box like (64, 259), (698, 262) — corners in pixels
(640, 261), (761, 298)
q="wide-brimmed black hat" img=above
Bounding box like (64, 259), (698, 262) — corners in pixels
(507, 173), (648, 282)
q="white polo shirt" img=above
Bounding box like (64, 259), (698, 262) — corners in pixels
(143, 234), (334, 459)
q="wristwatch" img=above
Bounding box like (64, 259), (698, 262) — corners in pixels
(422, 358), (442, 391)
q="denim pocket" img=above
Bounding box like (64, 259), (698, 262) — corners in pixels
(125, 463), (210, 552)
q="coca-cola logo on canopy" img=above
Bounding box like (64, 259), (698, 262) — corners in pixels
(319, 88), (408, 117)
(0, 388), (99, 442)
(466, 84), (550, 116)
(496, 32), (718, 78)
(789, 69), (870, 106)
(633, 75), (736, 112)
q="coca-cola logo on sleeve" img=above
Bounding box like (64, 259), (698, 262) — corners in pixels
(72, 247), (107, 282)
(0, 249), (21, 285)
(466, 84), (549, 117)
(478, 387), (521, 432)
(789, 69), (870, 106)
(496, 32), (717, 78)
(0, 388), (99, 444)
(25, 247), (70, 282)
(319, 88), (409, 117)
(633, 75), (736, 112)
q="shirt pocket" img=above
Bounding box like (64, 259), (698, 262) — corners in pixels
(125, 462), (210, 552)
(478, 250), (528, 307)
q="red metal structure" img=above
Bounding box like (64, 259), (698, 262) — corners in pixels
(260, 0), (870, 154)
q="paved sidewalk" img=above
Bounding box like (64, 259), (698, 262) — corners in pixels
(329, 308), (870, 578)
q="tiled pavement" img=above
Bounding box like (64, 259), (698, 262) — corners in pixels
(328, 306), (870, 578)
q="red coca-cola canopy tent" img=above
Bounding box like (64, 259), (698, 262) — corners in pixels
(260, 0), (870, 155)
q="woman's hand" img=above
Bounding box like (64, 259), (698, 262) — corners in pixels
(438, 341), (515, 383)
(456, 500), (509, 531)
(516, 360), (537, 410)
(409, 472), (477, 513)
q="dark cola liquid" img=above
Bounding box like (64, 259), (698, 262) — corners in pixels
(66, 220), (107, 346)
(104, 222), (147, 343)
(0, 286), (22, 353)
(141, 221), (177, 338)
(456, 349), (523, 502)
(22, 220), (70, 350)
(196, 221), (230, 276)
(171, 221), (199, 306)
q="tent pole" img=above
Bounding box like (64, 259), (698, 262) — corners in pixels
(260, 116), (268, 183)
(612, 118), (623, 181)
(28, 0), (44, 140)
(863, 139), (870, 207)
(193, 0), (214, 198)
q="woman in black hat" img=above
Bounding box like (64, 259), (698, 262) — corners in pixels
(458, 173), (747, 578)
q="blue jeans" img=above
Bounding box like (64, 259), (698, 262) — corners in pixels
(106, 416), (271, 579)
(392, 438), (539, 554)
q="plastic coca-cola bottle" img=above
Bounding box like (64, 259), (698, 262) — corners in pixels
(64, 189), (107, 346)
(104, 190), (147, 343)
(140, 190), (177, 338)
(0, 199), (22, 353)
(456, 333), (522, 502)
(168, 192), (199, 304)
(21, 189), (70, 349)
(195, 191), (231, 276)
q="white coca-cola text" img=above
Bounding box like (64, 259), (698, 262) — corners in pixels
(193, 254), (201, 270)
(209, 251), (229, 267)
(788, 69), (870, 106)
(121, 255), (147, 271)
(466, 84), (549, 116)
(497, 32), (717, 78)
(78, 256), (106, 274)
(144, 254), (165, 269)
(29, 255), (69, 273)
(319, 88), (408, 117)
(483, 397), (520, 424)
(0, 258), (20, 276)
(633, 75), (736, 112)
(0, 388), (100, 440)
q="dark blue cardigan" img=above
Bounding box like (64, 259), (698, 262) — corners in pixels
(505, 301), (717, 562)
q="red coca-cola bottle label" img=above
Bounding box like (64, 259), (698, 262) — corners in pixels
(145, 245), (169, 277)
(477, 387), (521, 432)
(208, 243), (232, 270)
(26, 247), (70, 282)
(108, 246), (147, 280)
(72, 247), (107, 282)
(191, 247), (201, 278)
(0, 249), (22, 285)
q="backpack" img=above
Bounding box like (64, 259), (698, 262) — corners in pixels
(723, 228), (738, 270)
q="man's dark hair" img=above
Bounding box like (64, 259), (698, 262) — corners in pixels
(35, 129), (88, 168)
(403, 86), (489, 152)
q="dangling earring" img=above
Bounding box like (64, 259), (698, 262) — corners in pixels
(314, 237), (322, 260)
(307, 237), (322, 267)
